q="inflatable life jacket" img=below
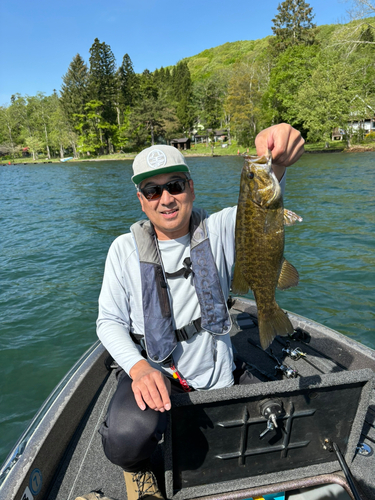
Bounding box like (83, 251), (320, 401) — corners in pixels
(130, 207), (231, 364)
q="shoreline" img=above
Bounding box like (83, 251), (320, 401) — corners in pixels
(1, 145), (374, 166)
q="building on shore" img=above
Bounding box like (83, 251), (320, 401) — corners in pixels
(191, 129), (228, 144)
(170, 138), (191, 150)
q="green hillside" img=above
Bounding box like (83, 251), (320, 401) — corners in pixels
(181, 16), (375, 82)
(182, 38), (269, 81)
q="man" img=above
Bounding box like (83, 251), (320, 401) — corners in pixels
(96, 124), (305, 500)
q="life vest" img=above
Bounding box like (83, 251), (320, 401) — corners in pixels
(130, 207), (231, 364)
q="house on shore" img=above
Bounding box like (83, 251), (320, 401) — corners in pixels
(170, 138), (191, 150)
(332, 97), (375, 140)
(349, 112), (375, 135)
(191, 129), (228, 144)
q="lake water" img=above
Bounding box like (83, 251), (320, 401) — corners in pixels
(1, 152), (374, 465)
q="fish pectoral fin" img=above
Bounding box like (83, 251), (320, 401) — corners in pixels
(284, 208), (303, 226)
(277, 258), (299, 290)
(231, 265), (249, 295)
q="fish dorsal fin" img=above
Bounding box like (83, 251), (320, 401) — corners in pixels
(231, 264), (249, 295)
(277, 258), (299, 290)
(284, 208), (303, 226)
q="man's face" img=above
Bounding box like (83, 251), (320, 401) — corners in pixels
(137, 171), (195, 240)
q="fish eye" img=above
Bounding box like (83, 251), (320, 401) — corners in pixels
(247, 172), (254, 179)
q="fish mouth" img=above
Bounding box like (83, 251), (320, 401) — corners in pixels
(252, 172), (281, 207)
(266, 181), (280, 204)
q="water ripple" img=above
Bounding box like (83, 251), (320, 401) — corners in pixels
(0, 153), (374, 463)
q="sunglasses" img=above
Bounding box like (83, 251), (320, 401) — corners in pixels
(139, 179), (189, 201)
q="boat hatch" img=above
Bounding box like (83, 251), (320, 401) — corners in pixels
(164, 369), (373, 500)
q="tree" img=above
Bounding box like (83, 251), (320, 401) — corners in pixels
(193, 75), (227, 137)
(347, 0), (375, 20)
(0, 104), (22, 161)
(60, 54), (89, 126)
(88, 38), (118, 149)
(49, 92), (79, 158)
(263, 44), (320, 127)
(293, 54), (357, 145)
(172, 61), (194, 134)
(126, 71), (177, 148)
(127, 97), (175, 148)
(225, 63), (264, 146)
(270, 0), (317, 54)
(25, 93), (55, 159)
(75, 100), (116, 155)
(117, 53), (138, 109)
(329, 2), (375, 56)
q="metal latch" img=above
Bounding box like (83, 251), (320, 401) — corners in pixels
(259, 400), (283, 439)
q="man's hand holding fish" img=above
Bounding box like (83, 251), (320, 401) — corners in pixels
(255, 123), (305, 180)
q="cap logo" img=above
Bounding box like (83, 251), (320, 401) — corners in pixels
(147, 149), (167, 169)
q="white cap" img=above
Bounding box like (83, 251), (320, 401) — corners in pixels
(132, 145), (190, 185)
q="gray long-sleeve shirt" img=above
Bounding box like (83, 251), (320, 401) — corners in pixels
(96, 175), (285, 391)
(97, 206), (237, 390)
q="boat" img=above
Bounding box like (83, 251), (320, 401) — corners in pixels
(0, 297), (374, 500)
(60, 157), (74, 163)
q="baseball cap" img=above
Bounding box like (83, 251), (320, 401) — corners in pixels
(132, 145), (190, 185)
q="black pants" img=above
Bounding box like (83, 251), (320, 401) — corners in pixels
(99, 365), (259, 472)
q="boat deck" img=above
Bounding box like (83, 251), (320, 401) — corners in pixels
(46, 369), (123, 500)
(45, 299), (375, 500)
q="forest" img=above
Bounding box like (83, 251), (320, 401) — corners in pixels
(0, 0), (374, 160)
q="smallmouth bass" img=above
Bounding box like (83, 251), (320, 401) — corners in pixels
(232, 153), (302, 349)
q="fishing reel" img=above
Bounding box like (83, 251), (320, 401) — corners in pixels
(282, 341), (306, 361)
(269, 348), (298, 379)
(275, 363), (298, 379)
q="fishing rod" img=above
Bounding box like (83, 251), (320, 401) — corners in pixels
(247, 338), (298, 379)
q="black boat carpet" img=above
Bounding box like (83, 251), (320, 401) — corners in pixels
(46, 370), (127, 500)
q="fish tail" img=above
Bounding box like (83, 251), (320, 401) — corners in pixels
(258, 303), (294, 350)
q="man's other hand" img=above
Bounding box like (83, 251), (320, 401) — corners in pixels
(130, 359), (171, 412)
(255, 124), (305, 181)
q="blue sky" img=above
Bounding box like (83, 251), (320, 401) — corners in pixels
(0, 0), (351, 105)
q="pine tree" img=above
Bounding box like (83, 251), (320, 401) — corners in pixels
(158, 67), (165, 83)
(88, 38), (117, 124)
(271, 0), (316, 54)
(60, 54), (89, 125)
(88, 38), (118, 150)
(117, 53), (138, 108)
(139, 69), (158, 100)
(172, 61), (193, 134)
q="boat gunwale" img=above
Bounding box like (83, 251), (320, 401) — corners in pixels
(0, 340), (108, 499)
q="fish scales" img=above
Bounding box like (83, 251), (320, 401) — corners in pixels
(233, 154), (298, 349)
